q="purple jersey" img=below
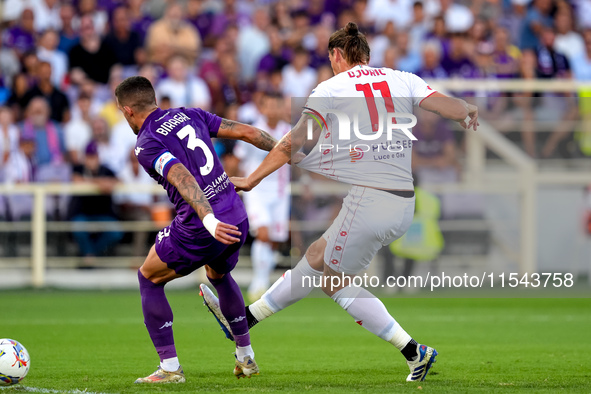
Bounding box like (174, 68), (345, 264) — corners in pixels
(135, 107), (247, 232)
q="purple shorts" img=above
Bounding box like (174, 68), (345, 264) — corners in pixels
(155, 218), (249, 276)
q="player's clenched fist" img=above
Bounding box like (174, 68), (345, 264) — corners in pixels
(214, 222), (242, 245)
(230, 176), (256, 192)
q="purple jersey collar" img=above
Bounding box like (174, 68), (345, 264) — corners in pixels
(138, 108), (166, 136)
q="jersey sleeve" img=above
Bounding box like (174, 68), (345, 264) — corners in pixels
(190, 108), (223, 138)
(303, 82), (332, 118)
(136, 136), (181, 180)
(407, 73), (437, 106)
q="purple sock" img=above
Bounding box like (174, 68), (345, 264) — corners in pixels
(138, 270), (177, 361)
(208, 273), (251, 347)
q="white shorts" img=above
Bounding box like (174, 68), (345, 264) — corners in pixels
(243, 190), (290, 242)
(322, 185), (415, 274)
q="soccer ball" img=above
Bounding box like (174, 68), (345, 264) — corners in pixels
(0, 339), (30, 386)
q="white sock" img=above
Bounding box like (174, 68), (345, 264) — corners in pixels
(236, 345), (254, 362)
(160, 357), (180, 372)
(248, 240), (274, 294)
(332, 287), (412, 350)
(249, 256), (323, 322)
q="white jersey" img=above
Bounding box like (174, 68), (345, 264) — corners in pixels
(297, 65), (436, 190)
(234, 116), (291, 198)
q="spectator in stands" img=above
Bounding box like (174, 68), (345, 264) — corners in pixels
(58, 3), (80, 54)
(2, 8), (36, 57)
(115, 149), (154, 257)
(88, 116), (120, 174)
(0, 107), (19, 165)
(535, 27), (579, 158)
(2, 135), (36, 186)
(98, 65), (125, 128)
(210, 0), (251, 39)
(286, 10), (311, 48)
(145, 3), (201, 66)
(396, 31), (422, 73)
(409, 1), (429, 49)
(237, 7), (270, 81)
(382, 46), (399, 70)
(535, 27), (571, 80)
(501, 0), (528, 47)
(68, 15), (117, 85)
(0, 40), (20, 90)
(156, 55), (211, 110)
(491, 26), (521, 79)
(187, 0), (214, 43)
(281, 46), (317, 98)
(21, 51), (39, 84)
(69, 141), (122, 262)
(129, 0), (154, 43)
(520, 0), (553, 50)
(412, 109), (460, 184)
(23, 61), (70, 124)
(440, 33), (480, 79)
(6, 74), (31, 121)
(369, 21), (396, 67)
(64, 93), (93, 165)
(257, 25), (291, 81)
(21, 97), (65, 166)
(308, 25), (332, 69)
(33, 0), (61, 33)
(200, 38), (230, 112)
(218, 51), (249, 106)
(572, 31), (591, 81)
(440, 0), (474, 34)
(78, 0), (108, 36)
(37, 30), (68, 89)
(417, 40), (448, 79)
(365, 0), (413, 31)
(553, 9), (585, 63)
(102, 6), (142, 67)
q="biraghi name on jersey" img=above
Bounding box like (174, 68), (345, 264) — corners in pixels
(155, 112), (191, 136)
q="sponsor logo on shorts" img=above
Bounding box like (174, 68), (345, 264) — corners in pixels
(158, 228), (170, 243)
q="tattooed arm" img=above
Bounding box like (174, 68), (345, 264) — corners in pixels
(230, 113), (319, 192)
(166, 162), (241, 244)
(216, 118), (277, 152)
(420, 91), (479, 131)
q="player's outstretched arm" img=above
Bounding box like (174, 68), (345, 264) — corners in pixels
(166, 162), (242, 245)
(217, 118), (277, 152)
(420, 91), (479, 131)
(231, 113), (317, 192)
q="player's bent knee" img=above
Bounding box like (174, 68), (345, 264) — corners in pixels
(205, 264), (225, 280)
(139, 246), (180, 285)
(305, 238), (327, 271)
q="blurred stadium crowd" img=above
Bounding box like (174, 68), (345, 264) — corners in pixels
(0, 0), (590, 259)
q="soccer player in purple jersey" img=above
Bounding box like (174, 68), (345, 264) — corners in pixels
(114, 76), (279, 383)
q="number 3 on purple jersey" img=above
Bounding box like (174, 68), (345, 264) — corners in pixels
(177, 125), (215, 176)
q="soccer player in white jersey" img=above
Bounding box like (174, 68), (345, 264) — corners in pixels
(234, 92), (292, 301)
(201, 22), (478, 382)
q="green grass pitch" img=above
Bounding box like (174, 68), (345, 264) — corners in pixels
(1, 289), (590, 393)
